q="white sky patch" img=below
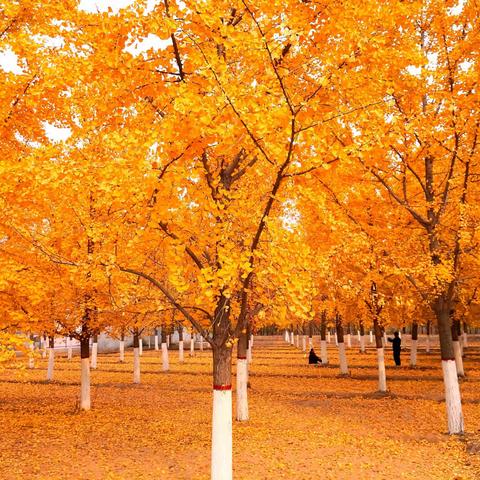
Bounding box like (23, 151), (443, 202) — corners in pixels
(125, 33), (171, 56)
(78, 0), (135, 13)
(0, 48), (23, 74)
(459, 59), (472, 72)
(43, 122), (72, 143)
(448, 0), (466, 15)
(406, 65), (421, 77)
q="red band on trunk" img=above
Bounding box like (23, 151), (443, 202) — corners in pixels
(442, 357), (456, 361)
(237, 356), (247, 360)
(213, 384), (232, 391)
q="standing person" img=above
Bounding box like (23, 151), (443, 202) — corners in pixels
(388, 331), (402, 366)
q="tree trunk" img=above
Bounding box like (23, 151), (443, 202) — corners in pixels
(462, 322), (468, 349)
(133, 332), (140, 384)
(359, 322), (366, 353)
(308, 321), (313, 348)
(190, 329), (195, 356)
(28, 335), (35, 369)
(373, 317), (387, 392)
(161, 326), (169, 371)
(236, 330), (249, 421)
(91, 334), (98, 369)
(434, 299), (463, 434)
(139, 336), (143, 356)
(80, 336), (91, 411)
(451, 319), (464, 377)
(426, 320), (431, 353)
(246, 323), (252, 363)
(154, 328), (159, 350)
(47, 336), (55, 381)
(119, 331), (125, 363)
(410, 322), (418, 367)
(211, 343), (233, 480)
(67, 336), (73, 360)
(179, 326), (184, 363)
(320, 314), (328, 364)
(336, 316), (348, 375)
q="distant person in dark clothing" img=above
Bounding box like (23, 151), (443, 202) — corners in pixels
(309, 348), (322, 365)
(388, 331), (401, 366)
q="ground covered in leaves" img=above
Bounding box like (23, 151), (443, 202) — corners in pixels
(0, 336), (479, 479)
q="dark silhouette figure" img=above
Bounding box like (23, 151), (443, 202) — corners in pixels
(309, 348), (322, 365)
(387, 331), (401, 366)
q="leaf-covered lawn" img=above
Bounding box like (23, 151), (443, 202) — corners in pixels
(0, 336), (479, 479)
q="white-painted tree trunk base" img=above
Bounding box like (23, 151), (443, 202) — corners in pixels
(154, 335), (159, 351)
(161, 343), (169, 371)
(236, 359), (249, 421)
(133, 347), (140, 384)
(410, 339), (418, 367)
(301, 336), (307, 352)
(295, 334), (299, 348)
(67, 346), (73, 361)
(369, 331), (373, 344)
(247, 344), (252, 364)
(327, 331), (331, 343)
(139, 338), (143, 356)
(29, 343), (35, 369)
(200, 337), (204, 351)
(320, 340), (328, 365)
(80, 358), (91, 411)
(290, 334), (294, 346)
(442, 359), (464, 434)
(250, 335), (253, 347)
(91, 342), (98, 369)
(338, 342), (348, 374)
(308, 337), (313, 349)
(346, 334), (352, 348)
(462, 332), (468, 349)
(119, 340), (125, 362)
(179, 340), (184, 363)
(211, 389), (232, 480)
(190, 338), (195, 356)
(453, 341), (464, 377)
(47, 348), (54, 381)
(377, 347), (387, 392)
(357, 331), (361, 342)
(285, 331), (289, 343)
(334, 333), (338, 346)
(426, 335), (431, 353)
(360, 335), (366, 353)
